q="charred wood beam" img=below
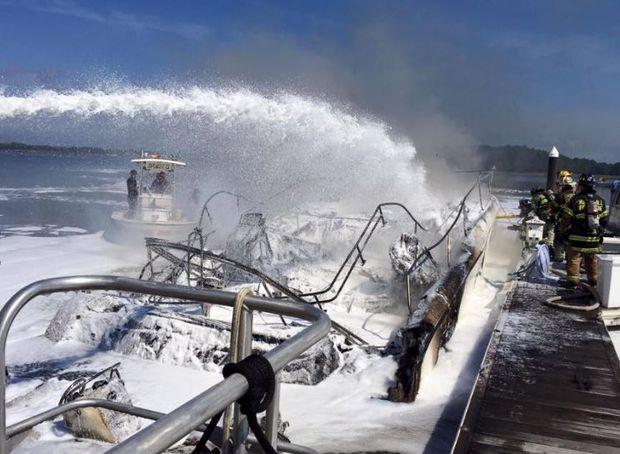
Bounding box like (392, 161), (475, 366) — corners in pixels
(388, 200), (498, 403)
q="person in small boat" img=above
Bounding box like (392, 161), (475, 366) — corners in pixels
(150, 171), (170, 194)
(561, 173), (609, 287)
(126, 169), (139, 217)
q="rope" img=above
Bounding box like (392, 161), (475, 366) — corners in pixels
(193, 354), (277, 454)
(221, 288), (253, 446)
(229, 288), (253, 363)
(191, 411), (224, 454)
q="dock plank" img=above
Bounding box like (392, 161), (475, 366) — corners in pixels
(452, 281), (620, 453)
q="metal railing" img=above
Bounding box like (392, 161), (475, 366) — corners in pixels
(297, 202), (426, 303)
(404, 171), (494, 313)
(197, 190), (253, 230)
(0, 276), (331, 453)
(144, 238), (300, 302)
(146, 202), (426, 309)
(140, 239), (367, 345)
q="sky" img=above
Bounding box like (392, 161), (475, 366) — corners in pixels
(1, 0), (620, 162)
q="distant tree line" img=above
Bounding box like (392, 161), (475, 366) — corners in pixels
(2, 140), (619, 176)
(0, 141), (134, 156)
(477, 145), (620, 176)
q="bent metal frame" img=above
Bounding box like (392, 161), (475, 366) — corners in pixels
(0, 275), (331, 454)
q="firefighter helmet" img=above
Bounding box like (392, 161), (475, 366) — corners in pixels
(578, 173), (596, 189)
(559, 174), (575, 188)
(558, 170), (572, 179)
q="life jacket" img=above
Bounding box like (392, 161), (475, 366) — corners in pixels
(563, 192), (609, 251)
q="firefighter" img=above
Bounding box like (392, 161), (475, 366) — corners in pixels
(126, 169), (138, 218)
(561, 173), (609, 287)
(551, 172), (576, 261)
(530, 187), (555, 247)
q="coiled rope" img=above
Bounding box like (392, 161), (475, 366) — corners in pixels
(192, 354), (277, 453)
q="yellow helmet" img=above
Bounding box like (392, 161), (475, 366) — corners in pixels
(560, 175), (575, 188)
(558, 170), (572, 179)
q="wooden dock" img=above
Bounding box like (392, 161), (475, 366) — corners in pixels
(452, 280), (620, 454)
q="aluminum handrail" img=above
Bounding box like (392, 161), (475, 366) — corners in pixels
(6, 399), (317, 454)
(0, 275), (331, 453)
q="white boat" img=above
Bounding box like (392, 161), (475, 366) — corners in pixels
(106, 153), (195, 244)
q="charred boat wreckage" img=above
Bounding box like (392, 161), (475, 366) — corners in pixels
(3, 173), (499, 452)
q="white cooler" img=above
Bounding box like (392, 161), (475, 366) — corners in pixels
(525, 218), (545, 246)
(597, 254), (620, 308)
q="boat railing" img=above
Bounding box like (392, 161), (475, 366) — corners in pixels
(194, 191), (428, 305)
(0, 276), (330, 454)
(139, 174), (491, 339)
(297, 202), (427, 304)
(196, 190), (254, 230)
(140, 239), (367, 345)
(404, 171), (494, 312)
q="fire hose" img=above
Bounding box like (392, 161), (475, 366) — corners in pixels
(545, 283), (601, 312)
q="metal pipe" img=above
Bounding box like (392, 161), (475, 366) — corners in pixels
(7, 399), (161, 438)
(197, 190), (253, 229)
(7, 399), (316, 454)
(147, 248), (154, 278)
(147, 199), (428, 310)
(0, 276), (330, 454)
(265, 373), (281, 448)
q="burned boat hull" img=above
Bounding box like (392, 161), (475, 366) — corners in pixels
(389, 199), (499, 403)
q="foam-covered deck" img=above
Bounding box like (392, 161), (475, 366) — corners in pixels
(452, 280), (620, 454)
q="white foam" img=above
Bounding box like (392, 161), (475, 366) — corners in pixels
(0, 86), (431, 212)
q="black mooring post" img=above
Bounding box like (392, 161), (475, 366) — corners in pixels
(546, 146), (559, 190)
